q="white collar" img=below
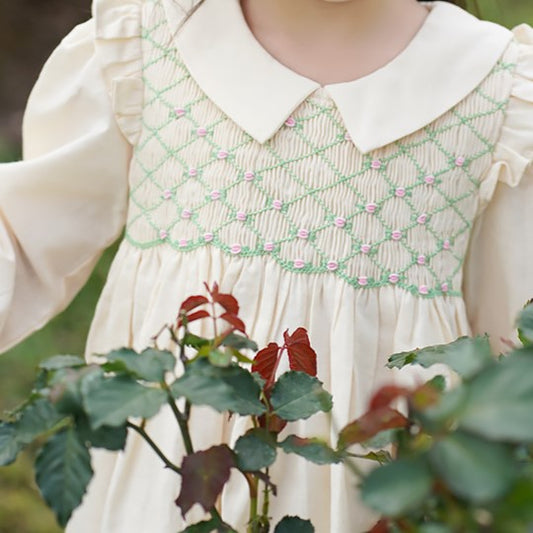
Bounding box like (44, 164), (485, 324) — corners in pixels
(163, 0), (512, 153)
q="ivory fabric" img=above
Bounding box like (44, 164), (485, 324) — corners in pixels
(1, 0), (533, 531)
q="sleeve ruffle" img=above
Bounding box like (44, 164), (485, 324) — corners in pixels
(93, 0), (144, 145)
(480, 24), (533, 206)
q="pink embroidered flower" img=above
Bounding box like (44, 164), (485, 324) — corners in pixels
(388, 273), (400, 284)
(344, 132), (352, 142)
(179, 239), (188, 248)
(236, 211), (247, 222)
(181, 209), (192, 219)
(395, 187), (406, 198)
(441, 283), (449, 293)
(188, 168), (198, 177)
(442, 239), (451, 250)
(417, 255), (426, 265)
(217, 150), (229, 160)
(197, 127), (207, 137)
(204, 232), (214, 243)
(210, 190), (221, 200)
(365, 203), (377, 214)
(327, 261), (339, 271)
(358, 276), (369, 286)
(419, 285), (429, 295)
(424, 174), (436, 185)
(230, 244), (242, 254)
(334, 217), (346, 228)
(455, 156), (466, 167)
(272, 199), (283, 210)
(285, 116), (296, 127)
(174, 107), (186, 117)
(417, 213), (428, 225)
(264, 242), (274, 252)
(244, 171), (255, 182)
(163, 189), (172, 200)
(294, 259), (305, 269)
(297, 228), (309, 239)
(159, 230), (168, 240)
(360, 244), (371, 254)
(371, 159), (382, 170)
(391, 230), (402, 241)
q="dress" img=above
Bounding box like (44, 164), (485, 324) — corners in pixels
(1, 0), (533, 531)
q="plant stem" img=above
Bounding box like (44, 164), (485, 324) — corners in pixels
(244, 473), (258, 533)
(162, 383), (195, 455)
(261, 468), (270, 519)
(126, 421), (182, 475)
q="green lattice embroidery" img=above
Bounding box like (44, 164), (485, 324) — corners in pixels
(124, 0), (514, 299)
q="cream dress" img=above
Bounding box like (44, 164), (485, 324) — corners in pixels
(1, 0), (533, 531)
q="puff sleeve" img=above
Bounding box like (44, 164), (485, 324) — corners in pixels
(463, 24), (533, 352)
(0, 19), (131, 352)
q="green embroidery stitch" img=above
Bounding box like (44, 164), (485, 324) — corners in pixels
(125, 0), (514, 299)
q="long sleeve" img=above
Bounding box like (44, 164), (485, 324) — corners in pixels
(463, 24), (533, 352)
(0, 19), (131, 352)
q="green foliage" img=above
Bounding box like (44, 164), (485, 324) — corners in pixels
(270, 372), (332, 421)
(35, 428), (93, 527)
(3, 288), (533, 532)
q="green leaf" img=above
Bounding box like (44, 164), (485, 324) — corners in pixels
(35, 427), (93, 527)
(429, 432), (517, 503)
(75, 414), (127, 451)
(39, 355), (86, 371)
(221, 332), (258, 352)
(350, 450), (393, 465)
(15, 399), (65, 444)
(82, 374), (167, 428)
(418, 525), (453, 533)
(180, 520), (236, 533)
(459, 354), (533, 441)
(104, 347), (176, 382)
(234, 428), (277, 472)
(274, 516), (315, 533)
(493, 476), (533, 526)
(0, 424), (22, 466)
(270, 372), (332, 421)
(417, 386), (467, 428)
(175, 445), (235, 517)
(208, 348), (232, 368)
(517, 303), (533, 346)
(183, 333), (210, 349)
(387, 336), (492, 379)
(170, 359), (265, 416)
(279, 435), (340, 465)
(361, 457), (433, 517)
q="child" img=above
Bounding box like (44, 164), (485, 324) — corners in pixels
(1, 0), (532, 531)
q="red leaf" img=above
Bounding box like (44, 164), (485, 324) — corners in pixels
(338, 407), (408, 448)
(215, 294), (239, 315)
(220, 312), (246, 334)
(179, 295), (209, 314)
(252, 343), (280, 384)
(175, 445), (235, 517)
(177, 309), (211, 328)
(258, 413), (287, 434)
(283, 328), (317, 377)
(369, 385), (411, 411)
(369, 519), (391, 533)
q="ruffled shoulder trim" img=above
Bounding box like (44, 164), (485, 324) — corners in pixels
(482, 24), (533, 204)
(92, 0), (143, 145)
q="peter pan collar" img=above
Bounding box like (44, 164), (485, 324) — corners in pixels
(162, 0), (512, 153)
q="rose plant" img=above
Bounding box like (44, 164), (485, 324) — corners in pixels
(1, 285), (533, 532)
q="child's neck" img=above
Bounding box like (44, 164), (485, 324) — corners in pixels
(240, 0), (430, 86)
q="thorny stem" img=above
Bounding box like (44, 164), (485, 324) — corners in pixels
(245, 473), (259, 533)
(162, 381), (195, 455)
(126, 421), (182, 475)
(261, 467), (270, 520)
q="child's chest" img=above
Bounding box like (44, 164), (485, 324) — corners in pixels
(123, 1), (513, 298)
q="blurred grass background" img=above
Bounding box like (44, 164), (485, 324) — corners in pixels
(0, 1), (532, 532)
